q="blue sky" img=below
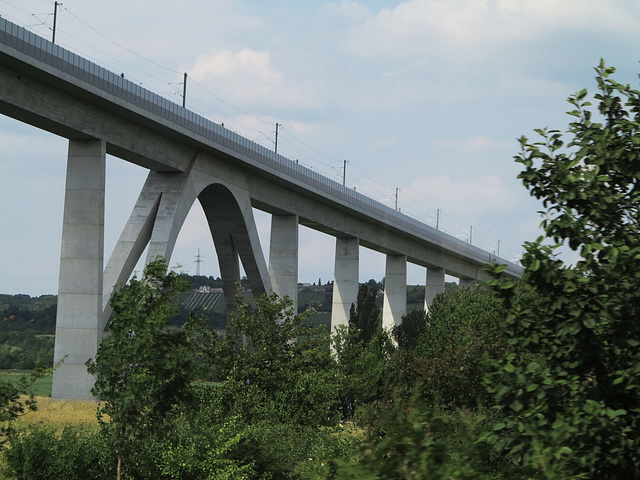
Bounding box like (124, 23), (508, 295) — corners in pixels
(2, 0), (640, 295)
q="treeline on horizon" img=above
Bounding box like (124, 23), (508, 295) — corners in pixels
(0, 278), (456, 372)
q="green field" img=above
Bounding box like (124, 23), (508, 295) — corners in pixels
(0, 370), (52, 397)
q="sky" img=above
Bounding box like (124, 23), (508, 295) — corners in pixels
(2, 0), (640, 296)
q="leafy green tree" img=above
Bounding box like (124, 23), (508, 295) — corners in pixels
(406, 285), (425, 305)
(365, 278), (382, 292)
(397, 287), (509, 409)
(332, 285), (394, 421)
(194, 292), (341, 479)
(487, 61), (640, 478)
(3, 425), (115, 480)
(199, 292), (339, 426)
(333, 325), (395, 423)
(393, 308), (428, 350)
(86, 258), (197, 480)
(348, 284), (381, 345)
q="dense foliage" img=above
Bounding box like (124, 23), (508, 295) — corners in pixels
(0, 296), (56, 370)
(486, 61), (640, 478)
(86, 259), (198, 479)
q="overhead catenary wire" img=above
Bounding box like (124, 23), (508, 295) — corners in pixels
(188, 77), (273, 127)
(61, 6), (179, 74)
(44, 22), (180, 93)
(0, 0), (52, 28)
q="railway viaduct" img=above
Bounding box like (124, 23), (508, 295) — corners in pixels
(0, 18), (522, 399)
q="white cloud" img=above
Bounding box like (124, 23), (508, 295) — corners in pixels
(341, 0), (640, 60)
(381, 59), (431, 78)
(298, 226), (336, 283)
(497, 0), (640, 32)
(371, 137), (397, 149)
(404, 174), (510, 217)
(190, 48), (282, 84)
(432, 135), (511, 155)
(184, 48), (328, 112)
(0, 130), (65, 163)
(494, 73), (577, 101)
(325, 0), (372, 21)
(341, 0), (501, 60)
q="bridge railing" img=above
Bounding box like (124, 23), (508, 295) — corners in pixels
(0, 17), (519, 272)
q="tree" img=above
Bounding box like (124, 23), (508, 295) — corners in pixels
(333, 285), (393, 421)
(201, 291), (339, 427)
(393, 308), (428, 350)
(486, 61), (640, 478)
(86, 258), (197, 480)
(348, 284), (381, 345)
(384, 287), (512, 414)
(312, 396), (497, 480)
(193, 292), (342, 480)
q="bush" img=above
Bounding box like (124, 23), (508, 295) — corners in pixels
(406, 287), (510, 409)
(3, 426), (114, 480)
(311, 392), (499, 480)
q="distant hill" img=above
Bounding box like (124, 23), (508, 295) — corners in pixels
(0, 279), (459, 369)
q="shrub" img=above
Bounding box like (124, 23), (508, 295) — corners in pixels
(3, 426), (114, 480)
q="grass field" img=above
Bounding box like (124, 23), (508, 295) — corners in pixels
(0, 370), (101, 429)
(0, 370), (52, 397)
(15, 396), (99, 430)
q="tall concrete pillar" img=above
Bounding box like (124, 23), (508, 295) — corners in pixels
(268, 214), (299, 310)
(424, 267), (445, 312)
(52, 139), (106, 399)
(331, 237), (359, 333)
(382, 254), (407, 331)
(459, 277), (476, 289)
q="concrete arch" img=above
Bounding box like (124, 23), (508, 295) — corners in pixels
(198, 182), (272, 315)
(101, 152), (272, 319)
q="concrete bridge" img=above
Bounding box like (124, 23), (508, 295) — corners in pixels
(0, 18), (522, 399)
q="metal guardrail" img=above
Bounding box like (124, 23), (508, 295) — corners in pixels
(0, 17), (521, 274)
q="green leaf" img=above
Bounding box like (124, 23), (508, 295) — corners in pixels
(493, 422), (506, 431)
(529, 258), (540, 271)
(576, 88), (588, 100)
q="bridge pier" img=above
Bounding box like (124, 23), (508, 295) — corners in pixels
(268, 214), (299, 311)
(331, 237), (359, 333)
(424, 267), (445, 311)
(52, 139), (106, 399)
(102, 172), (163, 323)
(382, 254), (407, 331)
